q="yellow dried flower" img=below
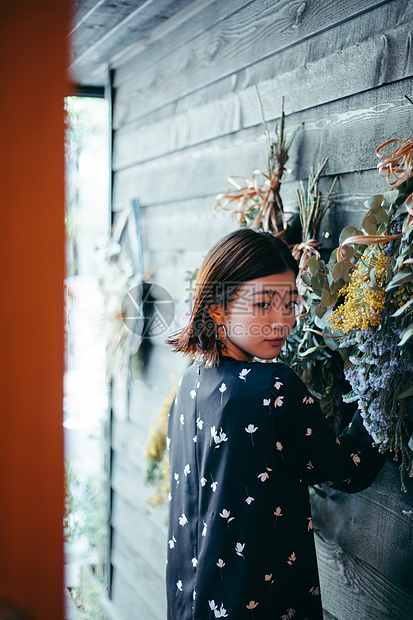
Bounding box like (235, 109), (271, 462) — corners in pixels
(144, 385), (176, 461)
(144, 384), (177, 506)
(329, 248), (387, 333)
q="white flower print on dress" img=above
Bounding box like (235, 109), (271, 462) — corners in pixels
(239, 368), (251, 381)
(209, 600), (217, 610)
(306, 461), (314, 470)
(190, 389), (196, 399)
(273, 395), (284, 407)
(180, 414), (185, 425)
(216, 558), (225, 579)
(209, 600), (218, 617)
(212, 427), (228, 449)
(309, 586), (320, 596)
(184, 464), (191, 476)
(214, 603), (228, 618)
(281, 608), (296, 619)
(245, 488), (255, 504)
(174, 473), (180, 486)
(179, 513), (188, 526)
(166, 437), (171, 450)
(235, 542), (245, 558)
(258, 466), (272, 482)
(219, 383), (227, 403)
(210, 475), (218, 492)
(196, 417), (204, 430)
(265, 573), (275, 587)
(303, 395), (314, 404)
(307, 517), (313, 531)
(191, 557), (198, 567)
(176, 580), (183, 595)
(274, 506), (283, 525)
(202, 521), (208, 537)
(168, 533), (177, 548)
(219, 508), (235, 527)
(351, 452), (361, 465)
(273, 377), (283, 390)
(263, 397), (271, 409)
(200, 477), (207, 487)
(287, 552), (296, 566)
(245, 424), (258, 445)
(276, 441), (284, 458)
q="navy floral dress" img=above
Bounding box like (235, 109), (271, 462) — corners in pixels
(166, 358), (385, 620)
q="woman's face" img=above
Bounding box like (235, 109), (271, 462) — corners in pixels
(218, 270), (298, 361)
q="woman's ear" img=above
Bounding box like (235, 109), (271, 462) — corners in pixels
(208, 304), (225, 324)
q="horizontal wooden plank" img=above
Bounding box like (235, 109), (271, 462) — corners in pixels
(137, 168), (391, 257)
(114, 0), (269, 88)
(113, 0), (388, 113)
(70, 0), (195, 85)
(140, 197), (233, 255)
(112, 78), (413, 212)
(351, 456), (413, 504)
(311, 461), (413, 592)
(315, 531), (413, 620)
(112, 421), (147, 469)
(71, 0), (150, 56)
(113, 2), (413, 147)
(111, 491), (167, 577)
(111, 554), (166, 620)
(112, 0), (252, 83)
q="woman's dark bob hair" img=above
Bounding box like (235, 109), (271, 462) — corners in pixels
(167, 228), (299, 366)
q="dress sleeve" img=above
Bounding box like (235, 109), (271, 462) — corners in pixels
(270, 366), (386, 493)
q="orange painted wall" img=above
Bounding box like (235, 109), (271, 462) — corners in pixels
(0, 1), (68, 618)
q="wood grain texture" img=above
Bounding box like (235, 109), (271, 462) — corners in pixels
(113, 0), (389, 106)
(112, 421), (147, 470)
(311, 462), (413, 592)
(71, 0), (149, 57)
(70, 0), (194, 85)
(136, 169), (394, 253)
(112, 78), (413, 213)
(111, 551), (166, 620)
(315, 533), (413, 620)
(113, 0), (413, 130)
(111, 490), (167, 578)
(140, 196), (234, 253)
(113, 0), (254, 85)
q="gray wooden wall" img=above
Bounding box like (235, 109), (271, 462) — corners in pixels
(108, 1), (413, 618)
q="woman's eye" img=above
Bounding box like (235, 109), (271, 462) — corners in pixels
(285, 300), (299, 310)
(256, 301), (270, 310)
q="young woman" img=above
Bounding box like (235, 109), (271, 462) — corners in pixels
(166, 229), (385, 620)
